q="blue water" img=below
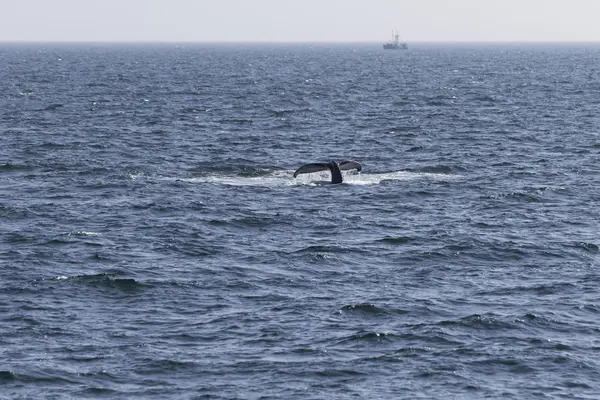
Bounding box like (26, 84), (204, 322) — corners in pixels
(1, 42), (600, 399)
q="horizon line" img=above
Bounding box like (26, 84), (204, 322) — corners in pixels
(1, 39), (600, 45)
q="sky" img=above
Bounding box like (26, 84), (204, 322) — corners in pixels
(1, 0), (600, 43)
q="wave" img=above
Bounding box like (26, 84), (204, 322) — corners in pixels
(0, 370), (16, 382)
(54, 273), (142, 292)
(293, 244), (370, 255)
(338, 303), (410, 318)
(376, 236), (415, 245)
(0, 162), (32, 172)
(407, 164), (464, 174)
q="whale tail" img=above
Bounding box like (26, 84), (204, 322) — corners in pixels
(293, 160), (362, 184)
(337, 160), (362, 172)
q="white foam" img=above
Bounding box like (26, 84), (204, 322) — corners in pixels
(160, 170), (458, 187)
(174, 174), (298, 187)
(343, 170), (459, 185)
(68, 231), (102, 237)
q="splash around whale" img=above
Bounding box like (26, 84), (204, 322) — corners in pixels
(293, 160), (362, 184)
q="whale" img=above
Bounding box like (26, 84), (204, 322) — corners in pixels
(293, 160), (362, 184)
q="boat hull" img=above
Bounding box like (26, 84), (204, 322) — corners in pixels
(383, 43), (408, 50)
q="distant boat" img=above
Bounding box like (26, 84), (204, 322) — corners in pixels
(383, 31), (408, 50)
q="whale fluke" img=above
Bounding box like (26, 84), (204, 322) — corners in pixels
(293, 163), (330, 177)
(338, 160), (362, 172)
(293, 160), (362, 184)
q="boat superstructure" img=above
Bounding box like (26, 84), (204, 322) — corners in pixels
(383, 31), (408, 50)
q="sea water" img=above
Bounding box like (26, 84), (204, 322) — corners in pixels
(1, 42), (600, 399)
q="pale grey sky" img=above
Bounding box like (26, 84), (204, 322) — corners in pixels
(1, 0), (599, 43)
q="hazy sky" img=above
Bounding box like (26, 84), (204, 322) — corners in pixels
(1, 0), (600, 43)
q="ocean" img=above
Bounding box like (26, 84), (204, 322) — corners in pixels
(1, 42), (600, 399)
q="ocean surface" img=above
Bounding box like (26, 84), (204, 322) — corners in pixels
(1, 42), (600, 399)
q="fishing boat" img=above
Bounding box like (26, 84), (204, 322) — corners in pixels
(383, 31), (408, 50)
